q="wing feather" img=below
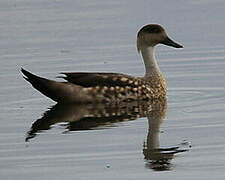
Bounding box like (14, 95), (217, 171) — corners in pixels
(60, 72), (138, 87)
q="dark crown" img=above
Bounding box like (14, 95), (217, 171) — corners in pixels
(138, 24), (164, 37)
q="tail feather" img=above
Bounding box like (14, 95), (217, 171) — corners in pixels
(21, 68), (50, 87)
(21, 68), (86, 103)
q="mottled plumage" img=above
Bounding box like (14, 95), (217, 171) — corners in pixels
(21, 24), (182, 103)
(62, 72), (167, 102)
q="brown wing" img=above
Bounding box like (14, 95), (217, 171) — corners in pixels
(60, 72), (138, 87)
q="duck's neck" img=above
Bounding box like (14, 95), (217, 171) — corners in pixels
(140, 46), (161, 78)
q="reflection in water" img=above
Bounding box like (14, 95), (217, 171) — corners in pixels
(143, 99), (188, 171)
(26, 99), (189, 171)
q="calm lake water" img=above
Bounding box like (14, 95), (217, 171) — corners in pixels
(0, 0), (225, 179)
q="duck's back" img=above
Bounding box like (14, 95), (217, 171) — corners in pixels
(22, 69), (166, 103)
(61, 72), (167, 102)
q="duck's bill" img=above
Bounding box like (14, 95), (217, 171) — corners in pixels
(161, 37), (183, 48)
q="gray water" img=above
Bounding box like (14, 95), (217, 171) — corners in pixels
(0, 0), (225, 179)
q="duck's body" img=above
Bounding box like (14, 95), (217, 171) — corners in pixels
(21, 69), (166, 103)
(62, 72), (167, 100)
(21, 24), (182, 104)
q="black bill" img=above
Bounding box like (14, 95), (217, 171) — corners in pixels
(161, 37), (183, 48)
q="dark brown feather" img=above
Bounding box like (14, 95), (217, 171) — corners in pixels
(60, 72), (139, 87)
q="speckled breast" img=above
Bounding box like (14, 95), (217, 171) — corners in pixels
(82, 74), (167, 103)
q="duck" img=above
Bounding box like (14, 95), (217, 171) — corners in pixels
(21, 24), (183, 104)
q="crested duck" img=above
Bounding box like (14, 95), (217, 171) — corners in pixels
(21, 24), (183, 103)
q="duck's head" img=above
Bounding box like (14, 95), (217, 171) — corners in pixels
(137, 24), (183, 52)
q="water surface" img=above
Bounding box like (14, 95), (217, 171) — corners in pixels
(0, 0), (225, 179)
